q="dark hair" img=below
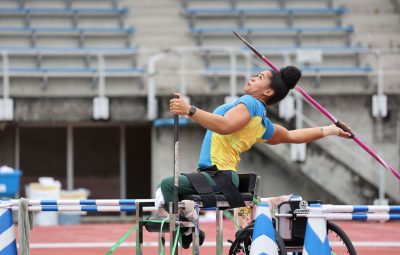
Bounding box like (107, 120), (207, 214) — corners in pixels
(266, 66), (302, 105)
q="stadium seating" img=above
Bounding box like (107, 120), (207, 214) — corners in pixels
(181, 0), (334, 9)
(184, 7), (347, 28)
(191, 26), (353, 46)
(0, 7), (128, 28)
(0, 0), (144, 89)
(180, 0), (372, 80)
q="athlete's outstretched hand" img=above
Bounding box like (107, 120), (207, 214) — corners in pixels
(322, 123), (353, 139)
(169, 92), (190, 116)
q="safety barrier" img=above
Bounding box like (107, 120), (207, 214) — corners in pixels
(1, 199), (157, 212)
(2, 198), (400, 255)
(291, 204), (400, 255)
(0, 198), (159, 255)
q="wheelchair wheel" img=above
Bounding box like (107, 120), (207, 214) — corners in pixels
(290, 221), (356, 255)
(327, 221), (357, 255)
(228, 223), (287, 255)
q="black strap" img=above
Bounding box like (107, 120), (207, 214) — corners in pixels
(184, 166), (246, 208)
(211, 171), (245, 208)
(182, 172), (217, 208)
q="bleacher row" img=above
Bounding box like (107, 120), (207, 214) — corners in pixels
(0, 0), (372, 93)
(181, 0), (372, 78)
(0, 0), (144, 87)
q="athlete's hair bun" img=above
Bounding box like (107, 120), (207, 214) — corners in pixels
(280, 66), (302, 90)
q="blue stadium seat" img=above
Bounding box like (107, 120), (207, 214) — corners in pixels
(250, 45), (367, 54)
(185, 7), (348, 28)
(0, 7), (128, 15)
(0, 27), (134, 48)
(191, 26), (353, 46)
(203, 65), (372, 77)
(186, 7), (347, 15)
(15, 0), (120, 9)
(192, 26), (353, 34)
(0, 47), (140, 53)
(2, 66), (144, 77)
(0, 27), (134, 33)
(181, 0), (334, 9)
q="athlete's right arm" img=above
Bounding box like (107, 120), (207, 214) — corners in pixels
(169, 93), (251, 135)
(266, 124), (351, 145)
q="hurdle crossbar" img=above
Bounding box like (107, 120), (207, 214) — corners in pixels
(322, 204), (400, 213)
(6, 199), (155, 206)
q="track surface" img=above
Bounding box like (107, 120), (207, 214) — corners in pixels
(15, 220), (400, 255)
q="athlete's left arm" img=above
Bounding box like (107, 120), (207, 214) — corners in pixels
(266, 124), (352, 145)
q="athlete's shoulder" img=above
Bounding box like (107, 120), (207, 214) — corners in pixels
(235, 95), (265, 117)
(237, 95), (258, 104)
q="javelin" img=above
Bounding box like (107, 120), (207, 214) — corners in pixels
(233, 31), (400, 180)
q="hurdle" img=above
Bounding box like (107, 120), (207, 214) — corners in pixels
(0, 199), (157, 212)
(0, 198), (164, 255)
(0, 198), (231, 255)
(275, 204), (400, 221)
(273, 203), (400, 255)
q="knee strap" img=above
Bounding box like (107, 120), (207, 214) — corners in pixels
(182, 172), (217, 208)
(211, 171), (245, 208)
(183, 171), (245, 208)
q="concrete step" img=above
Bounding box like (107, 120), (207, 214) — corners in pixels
(345, 15), (400, 33)
(354, 34), (400, 48)
(338, 0), (396, 14)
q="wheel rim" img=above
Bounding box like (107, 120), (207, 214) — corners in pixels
(328, 228), (351, 255)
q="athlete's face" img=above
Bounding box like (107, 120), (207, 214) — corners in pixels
(244, 70), (274, 99)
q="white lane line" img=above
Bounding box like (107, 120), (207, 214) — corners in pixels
(347, 241), (400, 247)
(27, 241), (400, 249)
(28, 241), (230, 249)
(330, 241), (400, 247)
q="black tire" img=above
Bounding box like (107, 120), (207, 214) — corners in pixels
(228, 223), (287, 255)
(327, 221), (357, 255)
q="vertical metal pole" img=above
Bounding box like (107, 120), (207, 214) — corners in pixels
(2, 52), (9, 101)
(136, 201), (143, 255)
(147, 63), (156, 120)
(379, 165), (385, 203)
(173, 100), (179, 216)
(283, 50), (291, 66)
(244, 51), (251, 80)
(67, 125), (74, 191)
(296, 93), (303, 129)
(147, 53), (167, 120)
(216, 208), (224, 255)
(292, 93), (305, 161)
(98, 53), (105, 98)
(192, 205), (200, 255)
(14, 125), (20, 170)
(2, 52), (11, 121)
(120, 125), (126, 217)
(229, 50), (237, 100)
(376, 51), (384, 142)
(377, 52), (384, 96)
(170, 95), (180, 255)
(376, 51), (385, 202)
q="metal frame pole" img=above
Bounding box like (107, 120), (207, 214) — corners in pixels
(147, 52), (167, 120)
(66, 125), (74, 191)
(119, 125), (127, 217)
